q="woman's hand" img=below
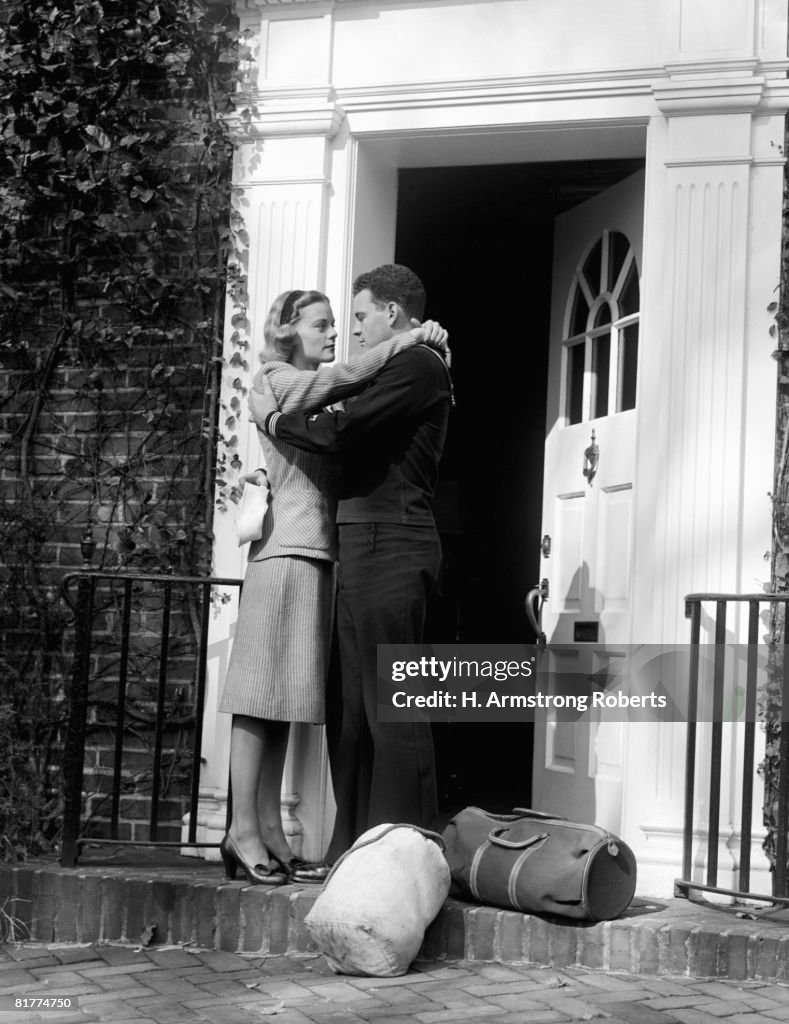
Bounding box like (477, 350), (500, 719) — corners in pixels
(241, 468), (268, 488)
(409, 318), (452, 367)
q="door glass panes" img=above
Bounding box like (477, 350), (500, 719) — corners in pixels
(570, 288), (589, 336)
(618, 322), (638, 412)
(563, 228), (640, 422)
(567, 343), (584, 425)
(582, 238), (602, 293)
(592, 333), (610, 418)
(619, 260), (640, 317)
(608, 231), (629, 288)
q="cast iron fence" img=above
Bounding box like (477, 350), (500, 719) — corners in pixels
(60, 569), (242, 867)
(676, 592), (789, 906)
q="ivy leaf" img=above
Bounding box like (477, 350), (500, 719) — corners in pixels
(84, 124), (111, 150)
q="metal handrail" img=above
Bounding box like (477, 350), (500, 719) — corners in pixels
(59, 569), (243, 867)
(676, 592), (789, 906)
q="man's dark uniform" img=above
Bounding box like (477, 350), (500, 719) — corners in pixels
(266, 344), (452, 860)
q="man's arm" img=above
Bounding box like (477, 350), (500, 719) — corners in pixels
(255, 348), (450, 456)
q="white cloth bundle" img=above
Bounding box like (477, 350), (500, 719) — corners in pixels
(304, 824), (450, 977)
(235, 470), (269, 546)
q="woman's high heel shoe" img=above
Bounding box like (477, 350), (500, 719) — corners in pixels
(220, 834), (288, 886)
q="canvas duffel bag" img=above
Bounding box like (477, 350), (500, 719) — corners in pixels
(304, 823), (450, 977)
(442, 806), (637, 921)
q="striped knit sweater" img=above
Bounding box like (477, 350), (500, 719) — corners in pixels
(246, 332), (424, 563)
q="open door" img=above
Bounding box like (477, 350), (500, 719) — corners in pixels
(532, 170), (644, 831)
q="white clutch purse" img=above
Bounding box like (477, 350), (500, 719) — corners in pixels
(236, 472), (270, 546)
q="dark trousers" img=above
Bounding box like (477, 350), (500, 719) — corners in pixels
(325, 522), (441, 862)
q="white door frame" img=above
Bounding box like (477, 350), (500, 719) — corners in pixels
(203, 54), (787, 891)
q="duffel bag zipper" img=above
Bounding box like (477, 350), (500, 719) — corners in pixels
(521, 817), (619, 857)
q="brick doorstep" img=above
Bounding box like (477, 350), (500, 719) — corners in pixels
(4, 860), (789, 981)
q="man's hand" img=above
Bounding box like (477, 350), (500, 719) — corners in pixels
(409, 318), (452, 367)
(249, 374), (279, 428)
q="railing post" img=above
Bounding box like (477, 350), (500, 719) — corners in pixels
(775, 635), (789, 897)
(682, 598), (701, 883)
(187, 581), (212, 845)
(738, 599), (760, 893)
(705, 601), (727, 888)
(110, 578), (133, 839)
(60, 573), (94, 867)
(149, 580), (172, 842)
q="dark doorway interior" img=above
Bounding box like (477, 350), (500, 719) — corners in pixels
(393, 159), (644, 816)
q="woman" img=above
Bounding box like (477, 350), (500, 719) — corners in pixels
(218, 288), (447, 885)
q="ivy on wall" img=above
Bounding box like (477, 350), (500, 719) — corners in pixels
(763, 132), (789, 883)
(0, 0), (248, 858)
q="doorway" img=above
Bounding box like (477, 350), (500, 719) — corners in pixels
(392, 159), (644, 816)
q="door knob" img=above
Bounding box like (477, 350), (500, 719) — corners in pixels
(525, 578), (549, 649)
(583, 429), (599, 486)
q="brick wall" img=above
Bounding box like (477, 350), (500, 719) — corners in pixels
(0, 230), (225, 856)
(1, 351), (215, 848)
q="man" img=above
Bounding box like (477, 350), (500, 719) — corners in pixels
(250, 264), (453, 861)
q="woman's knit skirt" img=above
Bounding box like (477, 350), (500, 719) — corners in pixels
(218, 555), (333, 724)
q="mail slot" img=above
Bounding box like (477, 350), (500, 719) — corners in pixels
(574, 621), (599, 642)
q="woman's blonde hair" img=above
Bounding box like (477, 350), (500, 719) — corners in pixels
(261, 289), (330, 363)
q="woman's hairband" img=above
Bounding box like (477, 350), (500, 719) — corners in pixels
(279, 290), (305, 326)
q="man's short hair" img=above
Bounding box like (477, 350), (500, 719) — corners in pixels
(352, 264), (426, 321)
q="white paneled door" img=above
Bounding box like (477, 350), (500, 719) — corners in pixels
(532, 171), (644, 831)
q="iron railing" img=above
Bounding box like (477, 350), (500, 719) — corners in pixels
(60, 569), (242, 867)
(676, 592), (789, 906)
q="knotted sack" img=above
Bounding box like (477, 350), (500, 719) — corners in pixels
(442, 806), (637, 922)
(304, 823), (450, 977)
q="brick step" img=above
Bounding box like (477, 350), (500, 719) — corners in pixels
(3, 858), (789, 980)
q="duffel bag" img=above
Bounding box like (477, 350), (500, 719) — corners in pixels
(442, 806), (637, 921)
(304, 823), (450, 977)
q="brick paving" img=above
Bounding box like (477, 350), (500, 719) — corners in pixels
(3, 942), (789, 1024)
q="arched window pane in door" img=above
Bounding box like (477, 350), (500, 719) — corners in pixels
(618, 322), (639, 412)
(567, 342), (585, 425)
(618, 260), (640, 318)
(592, 333), (610, 419)
(582, 238), (602, 294)
(570, 288), (589, 337)
(608, 230), (629, 288)
(563, 229), (640, 423)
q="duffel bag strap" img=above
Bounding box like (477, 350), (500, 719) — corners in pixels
(488, 827), (549, 850)
(324, 824), (446, 885)
(470, 829), (549, 909)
